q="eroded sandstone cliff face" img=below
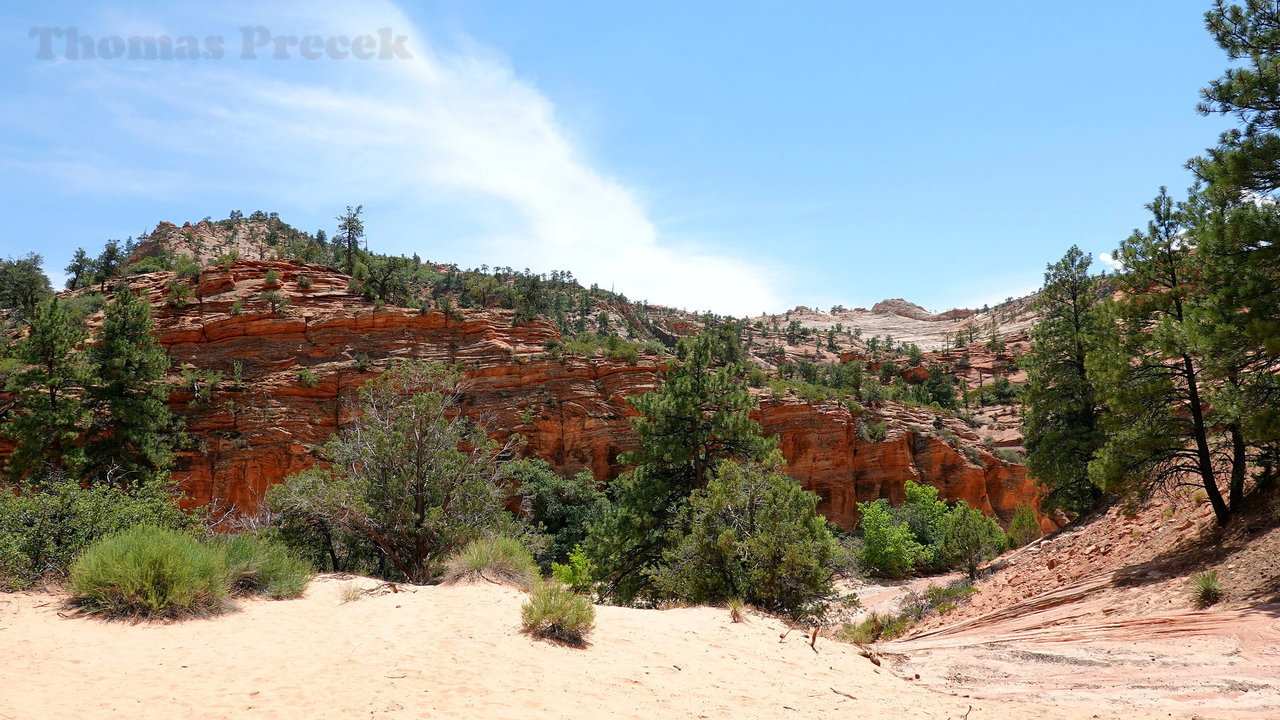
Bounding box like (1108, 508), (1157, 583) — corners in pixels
(0, 259), (1047, 531)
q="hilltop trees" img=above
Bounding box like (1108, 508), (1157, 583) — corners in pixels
(336, 204), (365, 274)
(1021, 246), (1105, 514)
(0, 253), (52, 316)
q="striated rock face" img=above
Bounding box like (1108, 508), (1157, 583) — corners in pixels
(0, 259), (1048, 532)
(758, 399), (1045, 530)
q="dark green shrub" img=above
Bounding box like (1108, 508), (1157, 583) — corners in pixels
(940, 501), (1006, 579)
(221, 533), (314, 599)
(513, 458), (608, 568)
(648, 459), (837, 619)
(0, 475), (191, 589)
(856, 499), (922, 578)
(441, 536), (538, 589)
(69, 526), (229, 618)
(521, 581), (595, 646)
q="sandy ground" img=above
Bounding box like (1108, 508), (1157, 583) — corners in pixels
(2, 575), (1146, 720)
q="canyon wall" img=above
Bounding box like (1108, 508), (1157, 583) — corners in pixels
(2, 260), (1046, 530)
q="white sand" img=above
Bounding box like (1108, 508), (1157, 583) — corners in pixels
(0, 575), (1165, 720)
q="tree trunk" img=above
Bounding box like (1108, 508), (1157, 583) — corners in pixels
(1228, 423), (1247, 512)
(1183, 355), (1230, 525)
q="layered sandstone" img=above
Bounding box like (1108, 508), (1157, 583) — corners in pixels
(1, 259), (1047, 531)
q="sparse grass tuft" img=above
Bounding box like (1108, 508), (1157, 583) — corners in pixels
(728, 597), (746, 623)
(69, 526), (230, 619)
(1192, 570), (1223, 609)
(337, 582), (364, 604)
(521, 581), (595, 646)
(441, 536), (538, 589)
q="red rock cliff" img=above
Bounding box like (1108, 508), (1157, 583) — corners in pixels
(1, 260), (1046, 531)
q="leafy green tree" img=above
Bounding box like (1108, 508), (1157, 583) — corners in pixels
(84, 287), (174, 487)
(1021, 246), (1105, 514)
(268, 362), (510, 583)
(649, 458), (837, 619)
(0, 253), (52, 315)
(2, 298), (90, 479)
(856, 499), (922, 578)
(585, 332), (775, 602)
(1194, 1), (1280, 194)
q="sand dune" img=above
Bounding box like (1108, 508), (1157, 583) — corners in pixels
(0, 574), (1150, 720)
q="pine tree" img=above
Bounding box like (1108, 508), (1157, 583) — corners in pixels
(2, 298), (90, 479)
(585, 332), (775, 602)
(64, 249), (95, 291)
(1021, 246), (1105, 514)
(84, 287), (174, 486)
(1087, 189), (1232, 524)
(335, 205), (364, 275)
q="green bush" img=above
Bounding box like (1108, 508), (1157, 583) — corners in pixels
(1006, 504), (1042, 548)
(0, 475), (191, 589)
(221, 533), (314, 599)
(940, 501), (1006, 579)
(856, 499), (923, 578)
(297, 368), (319, 388)
(521, 581), (595, 645)
(550, 545), (597, 595)
(858, 420), (888, 443)
(69, 526), (229, 618)
(441, 536), (539, 589)
(647, 459), (837, 620)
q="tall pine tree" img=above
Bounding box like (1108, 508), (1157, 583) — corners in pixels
(84, 287), (174, 487)
(2, 297), (90, 479)
(1021, 246), (1105, 514)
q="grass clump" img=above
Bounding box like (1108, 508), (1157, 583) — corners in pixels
(1191, 570), (1223, 608)
(69, 526), (230, 619)
(221, 533), (314, 599)
(521, 581), (595, 646)
(837, 611), (911, 644)
(441, 536), (539, 589)
(728, 597), (746, 623)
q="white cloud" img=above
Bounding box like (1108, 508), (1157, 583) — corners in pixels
(22, 0), (784, 316)
(1098, 252), (1123, 272)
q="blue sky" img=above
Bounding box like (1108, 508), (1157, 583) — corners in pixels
(0, 1), (1235, 316)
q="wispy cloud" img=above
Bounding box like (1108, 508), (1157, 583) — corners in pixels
(1098, 252), (1124, 272)
(10, 0), (784, 315)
